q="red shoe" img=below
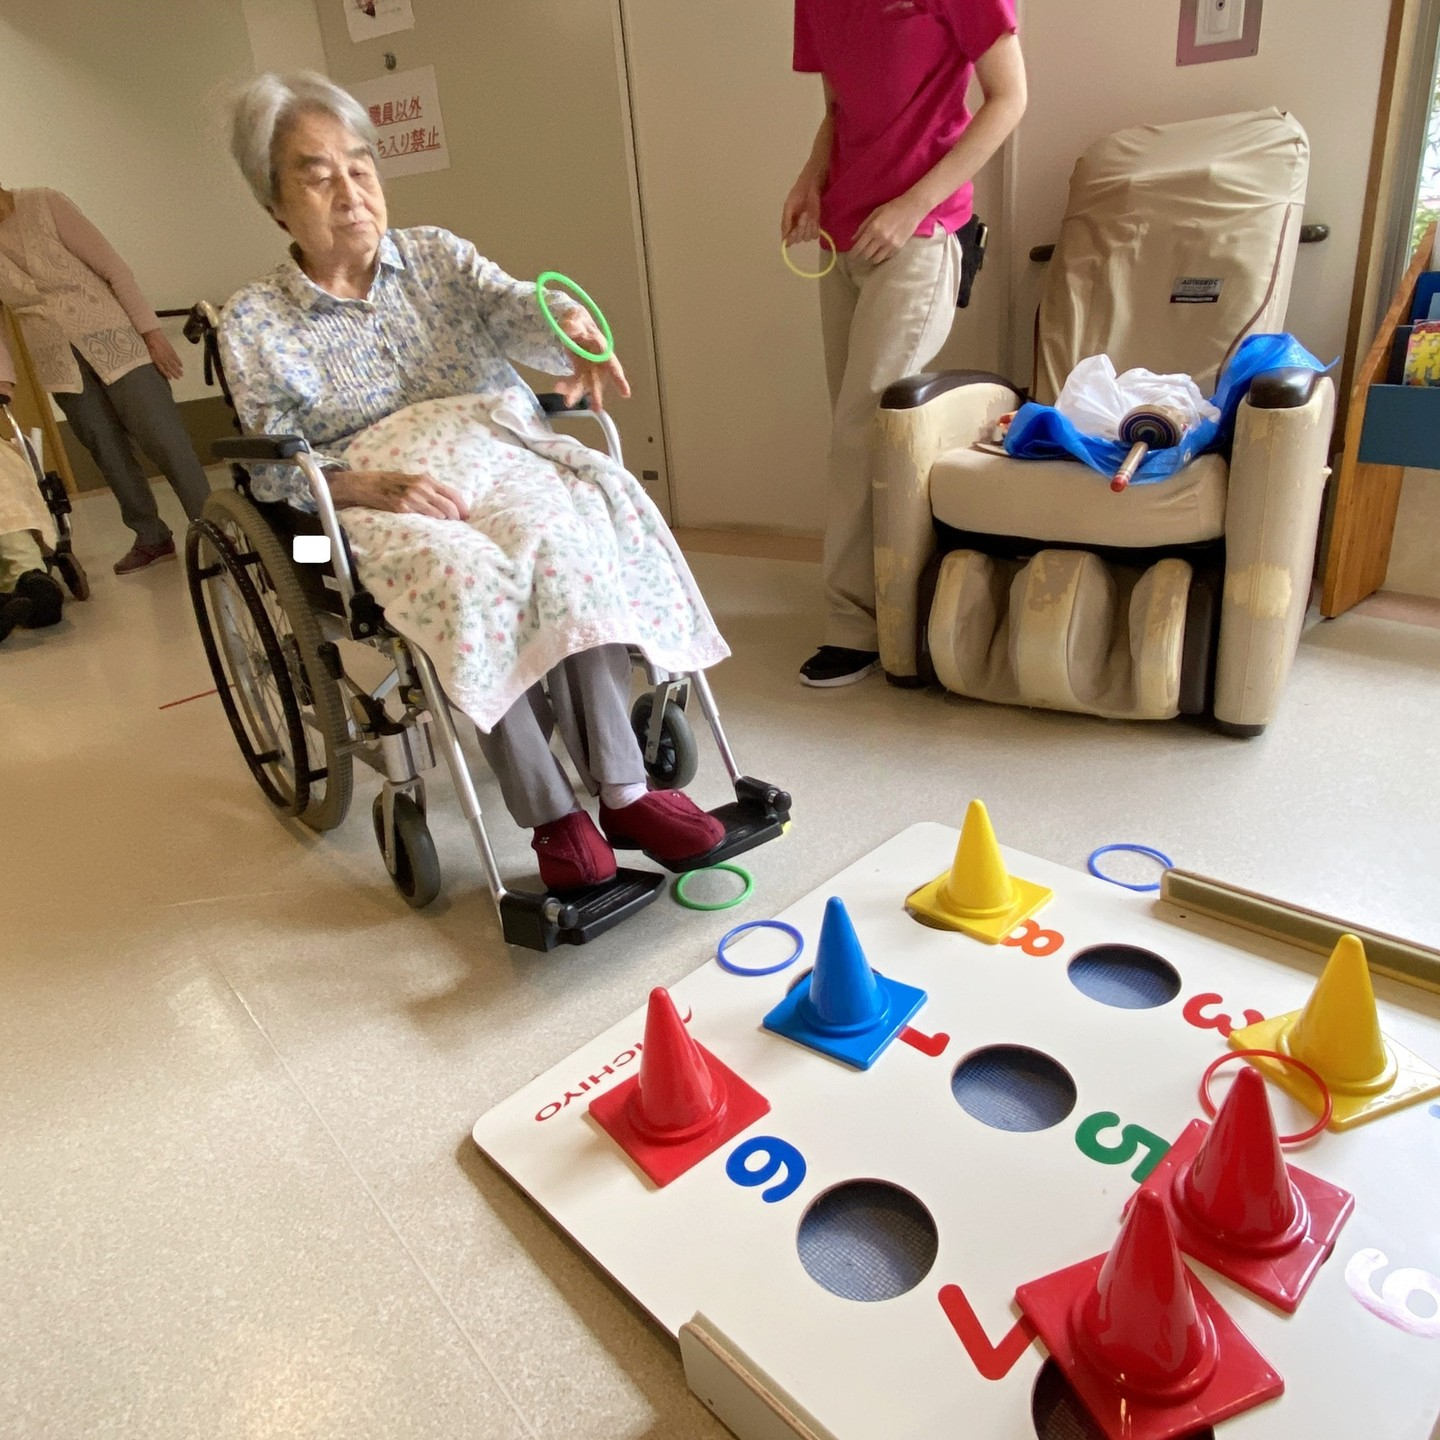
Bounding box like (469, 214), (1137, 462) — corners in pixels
(600, 790), (725, 866)
(114, 537), (177, 575)
(532, 809), (617, 890)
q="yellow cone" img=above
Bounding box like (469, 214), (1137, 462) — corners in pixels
(942, 801), (1018, 918)
(1231, 933), (1440, 1130)
(1285, 934), (1393, 1092)
(906, 800), (1052, 943)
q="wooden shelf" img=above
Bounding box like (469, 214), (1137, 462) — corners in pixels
(1320, 220), (1436, 617)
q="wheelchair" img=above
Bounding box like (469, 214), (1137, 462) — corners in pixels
(178, 304), (791, 951)
(1, 396), (92, 603)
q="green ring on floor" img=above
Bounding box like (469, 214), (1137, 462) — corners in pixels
(673, 862), (755, 911)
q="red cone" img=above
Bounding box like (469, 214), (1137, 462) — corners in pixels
(626, 988), (727, 1143)
(1177, 1066), (1304, 1253)
(1072, 1190), (1219, 1402)
(589, 987), (771, 1188)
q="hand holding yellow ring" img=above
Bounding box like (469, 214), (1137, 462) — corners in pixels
(781, 229), (837, 280)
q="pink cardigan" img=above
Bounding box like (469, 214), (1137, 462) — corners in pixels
(0, 189), (160, 390)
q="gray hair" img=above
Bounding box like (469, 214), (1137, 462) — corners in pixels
(229, 71), (379, 209)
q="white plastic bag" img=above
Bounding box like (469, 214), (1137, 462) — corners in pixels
(1053, 355), (1221, 440)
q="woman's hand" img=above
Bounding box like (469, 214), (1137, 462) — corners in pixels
(553, 309), (631, 413)
(143, 329), (184, 381)
(850, 193), (931, 265)
(781, 169), (823, 246)
(328, 469), (470, 520)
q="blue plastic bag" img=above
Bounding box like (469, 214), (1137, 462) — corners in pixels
(1002, 334), (1331, 485)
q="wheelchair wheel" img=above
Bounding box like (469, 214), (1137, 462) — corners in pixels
(199, 490), (354, 832)
(50, 548), (90, 601)
(187, 519), (311, 816)
(372, 792), (441, 909)
(629, 692), (698, 790)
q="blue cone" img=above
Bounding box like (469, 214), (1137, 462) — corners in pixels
(761, 896), (928, 1071)
(800, 897), (888, 1035)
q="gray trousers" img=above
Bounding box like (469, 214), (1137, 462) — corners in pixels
(475, 643), (645, 829)
(54, 352), (211, 547)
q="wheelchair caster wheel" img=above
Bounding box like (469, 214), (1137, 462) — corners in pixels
(372, 792), (441, 909)
(630, 692), (698, 790)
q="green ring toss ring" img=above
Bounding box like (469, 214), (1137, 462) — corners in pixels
(673, 862), (755, 912)
(535, 271), (615, 364)
(781, 230), (837, 279)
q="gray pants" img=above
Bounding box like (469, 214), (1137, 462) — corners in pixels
(475, 643), (645, 829)
(54, 352), (210, 547)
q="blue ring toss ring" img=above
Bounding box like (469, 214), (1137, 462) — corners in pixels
(716, 920), (805, 977)
(1087, 843), (1175, 893)
(673, 862), (755, 912)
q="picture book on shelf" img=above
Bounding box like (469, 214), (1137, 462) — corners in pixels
(1402, 320), (1440, 386)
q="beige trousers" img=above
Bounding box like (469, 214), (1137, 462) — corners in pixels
(819, 230), (962, 651)
(0, 528), (45, 593)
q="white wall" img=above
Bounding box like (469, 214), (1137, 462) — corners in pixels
(0, 0), (290, 402)
(1008, 0), (1388, 383)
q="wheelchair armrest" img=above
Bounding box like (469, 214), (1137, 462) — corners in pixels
(212, 434), (310, 463)
(537, 392), (590, 415)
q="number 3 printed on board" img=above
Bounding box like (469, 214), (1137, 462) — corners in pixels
(1182, 992), (1264, 1038)
(725, 1136), (807, 1203)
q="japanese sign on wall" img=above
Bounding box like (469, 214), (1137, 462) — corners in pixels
(343, 0), (415, 45)
(350, 65), (450, 179)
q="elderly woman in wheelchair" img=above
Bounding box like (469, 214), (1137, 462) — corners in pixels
(191, 72), (788, 947)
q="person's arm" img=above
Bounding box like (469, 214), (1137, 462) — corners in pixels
(448, 232), (630, 412)
(45, 190), (184, 379)
(850, 32), (1027, 264)
(782, 77), (835, 246)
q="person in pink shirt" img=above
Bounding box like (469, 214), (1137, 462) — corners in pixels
(783, 0), (1026, 686)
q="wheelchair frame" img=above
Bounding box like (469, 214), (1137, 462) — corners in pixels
(180, 304), (790, 951)
(1, 397), (91, 603)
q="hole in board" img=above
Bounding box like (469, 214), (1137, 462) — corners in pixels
(1031, 1358), (1214, 1440)
(1067, 944), (1181, 1010)
(796, 1180), (939, 1302)
(952, 1045), (1078, 1132)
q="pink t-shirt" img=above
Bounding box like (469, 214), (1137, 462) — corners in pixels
(794, 0), (1017, 251)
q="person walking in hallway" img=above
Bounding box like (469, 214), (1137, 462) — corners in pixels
(0, 184), (210, 574)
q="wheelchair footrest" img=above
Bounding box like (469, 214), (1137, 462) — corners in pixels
(642, 776), (793, 874)
(500, 868), (665, 952)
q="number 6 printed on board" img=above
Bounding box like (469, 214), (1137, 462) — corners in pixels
(1345, 1249), (1440, 1339)
(725, 1136), (808, 1203)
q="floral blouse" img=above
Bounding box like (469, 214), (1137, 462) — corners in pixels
(218, 226), (580, 506)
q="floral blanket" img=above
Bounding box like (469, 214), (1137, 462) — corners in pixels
(337, 389), (728, 730)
